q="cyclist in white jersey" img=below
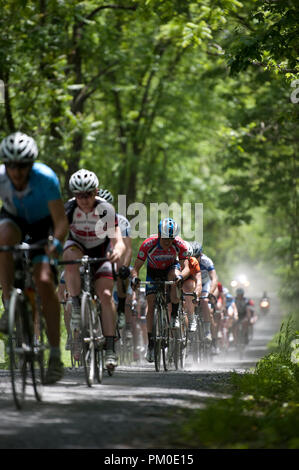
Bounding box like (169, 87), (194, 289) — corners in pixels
(63, 170), (125, 368)
(0, 132), (69, 384)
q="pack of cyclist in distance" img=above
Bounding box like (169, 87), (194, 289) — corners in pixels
(0, 131), (258, 384)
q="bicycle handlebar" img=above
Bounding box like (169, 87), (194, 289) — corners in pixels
(139, 280), (176, 285)
(50, 256), (109, 266)
(0, 239), (49, 252)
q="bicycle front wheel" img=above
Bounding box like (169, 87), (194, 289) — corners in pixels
(81, 293), (95, 387)
(8, 289), (28, 410)
(31, 306), (45, 402)
(153, 305), (162, 372)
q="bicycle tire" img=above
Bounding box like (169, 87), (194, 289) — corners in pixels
(31, 306), (45, 402)
(95, 348), (104, 383)
(8, 288), (28, 410)
(179, 317), (188, 370)
(153, 304), (162, 372)
(162, 315), (173, 371)
(93, 302), (104, 383)
(81, 292), (95, 387)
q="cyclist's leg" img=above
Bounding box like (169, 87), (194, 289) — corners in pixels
(0, 219), (22, 331)
(200, 279), (212, 341)
(0, 219), (21, 298)
(168, 266), (181, 327)
(183, 278), (196, 331)
(95, 264), (117, 365)
(145, 293), (155, 361)
(33, 261), (64, 383)
(63, 242), (84, 330)
(63, 242), (83, 296)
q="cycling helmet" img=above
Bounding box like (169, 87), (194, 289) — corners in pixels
(98, 188), (114, 203)
(190, 241), (202, 257)
(69, 169), (99, 193)
(158, 217), (179, 239)
(236, 287), (244, 296)
(0, 132), (38, 162)
(185, 242), (193, 257)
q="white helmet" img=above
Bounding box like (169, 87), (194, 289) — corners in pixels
(185, 242), (193, 257)
(98, 188), (114, 203)
(69, 169), (99, 193)
(0, 132), (38, 162)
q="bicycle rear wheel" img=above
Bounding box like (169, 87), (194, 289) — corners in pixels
(81, 292), (95, 387)
(8, 289), (29, 410)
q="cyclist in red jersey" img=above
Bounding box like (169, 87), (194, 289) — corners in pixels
(131, 218), (190, 362)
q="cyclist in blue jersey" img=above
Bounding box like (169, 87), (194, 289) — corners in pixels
(0, 132), (69, 384)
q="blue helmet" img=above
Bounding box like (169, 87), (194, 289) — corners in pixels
(158, 218), (179, 239)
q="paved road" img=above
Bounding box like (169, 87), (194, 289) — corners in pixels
(0, 302), (283, 449)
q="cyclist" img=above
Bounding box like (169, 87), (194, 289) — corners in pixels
(220, 288), (237, 350)
(131, 217), (189, 363)
(233, 287), (252, 346)
(180, 243), (202, 332)
(190, 242), (217, 348)
(98, 188), (133, 333)
(63, 170), (125, 369)
(0, 132), (68, 384)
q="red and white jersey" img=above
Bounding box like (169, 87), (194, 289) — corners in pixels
(137, 235), (189, 270)
(65, 197), (118, 249)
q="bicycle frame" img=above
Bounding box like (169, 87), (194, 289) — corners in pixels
(53, 255), (108, 385)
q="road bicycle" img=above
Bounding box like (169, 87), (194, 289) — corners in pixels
(140, 280), (177, 372)
(52, 256), (107, 386)
(0, 242), (48, 410)
(189, 295), (216, 365)
(173, 291), (198, 370)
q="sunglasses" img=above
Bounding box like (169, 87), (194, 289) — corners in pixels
(75, 191), (94, 199)
(5, 162), (32, 170)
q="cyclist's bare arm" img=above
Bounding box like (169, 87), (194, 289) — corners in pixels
(47, 199), (69, 256)
(209, 270), (218, 293)
(178, 259), (190, 279)
(131, 258), (144, 284)
(108, 226), (126, 263)
(195, 271), (202, 298)
(121, 235), (132, 267)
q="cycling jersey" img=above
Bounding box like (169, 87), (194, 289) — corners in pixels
(137, 235), (188, 270)
(117, 213), (131, 237)
(0, 162), (61, 224)
(64, 197), (118, 250)
(235, 297), (250, 320)
(188, 257), (201, 277)
(199, 254), (215, 281)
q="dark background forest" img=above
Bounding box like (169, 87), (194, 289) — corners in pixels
(1, 0), (298, 309)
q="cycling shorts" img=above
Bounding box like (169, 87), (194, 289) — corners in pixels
(0, 208), (53, 264)
(145, 263), (180, 296)
(63, 239), (115, 280)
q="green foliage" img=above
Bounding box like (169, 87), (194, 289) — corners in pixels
(176, 316), (299, 449)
